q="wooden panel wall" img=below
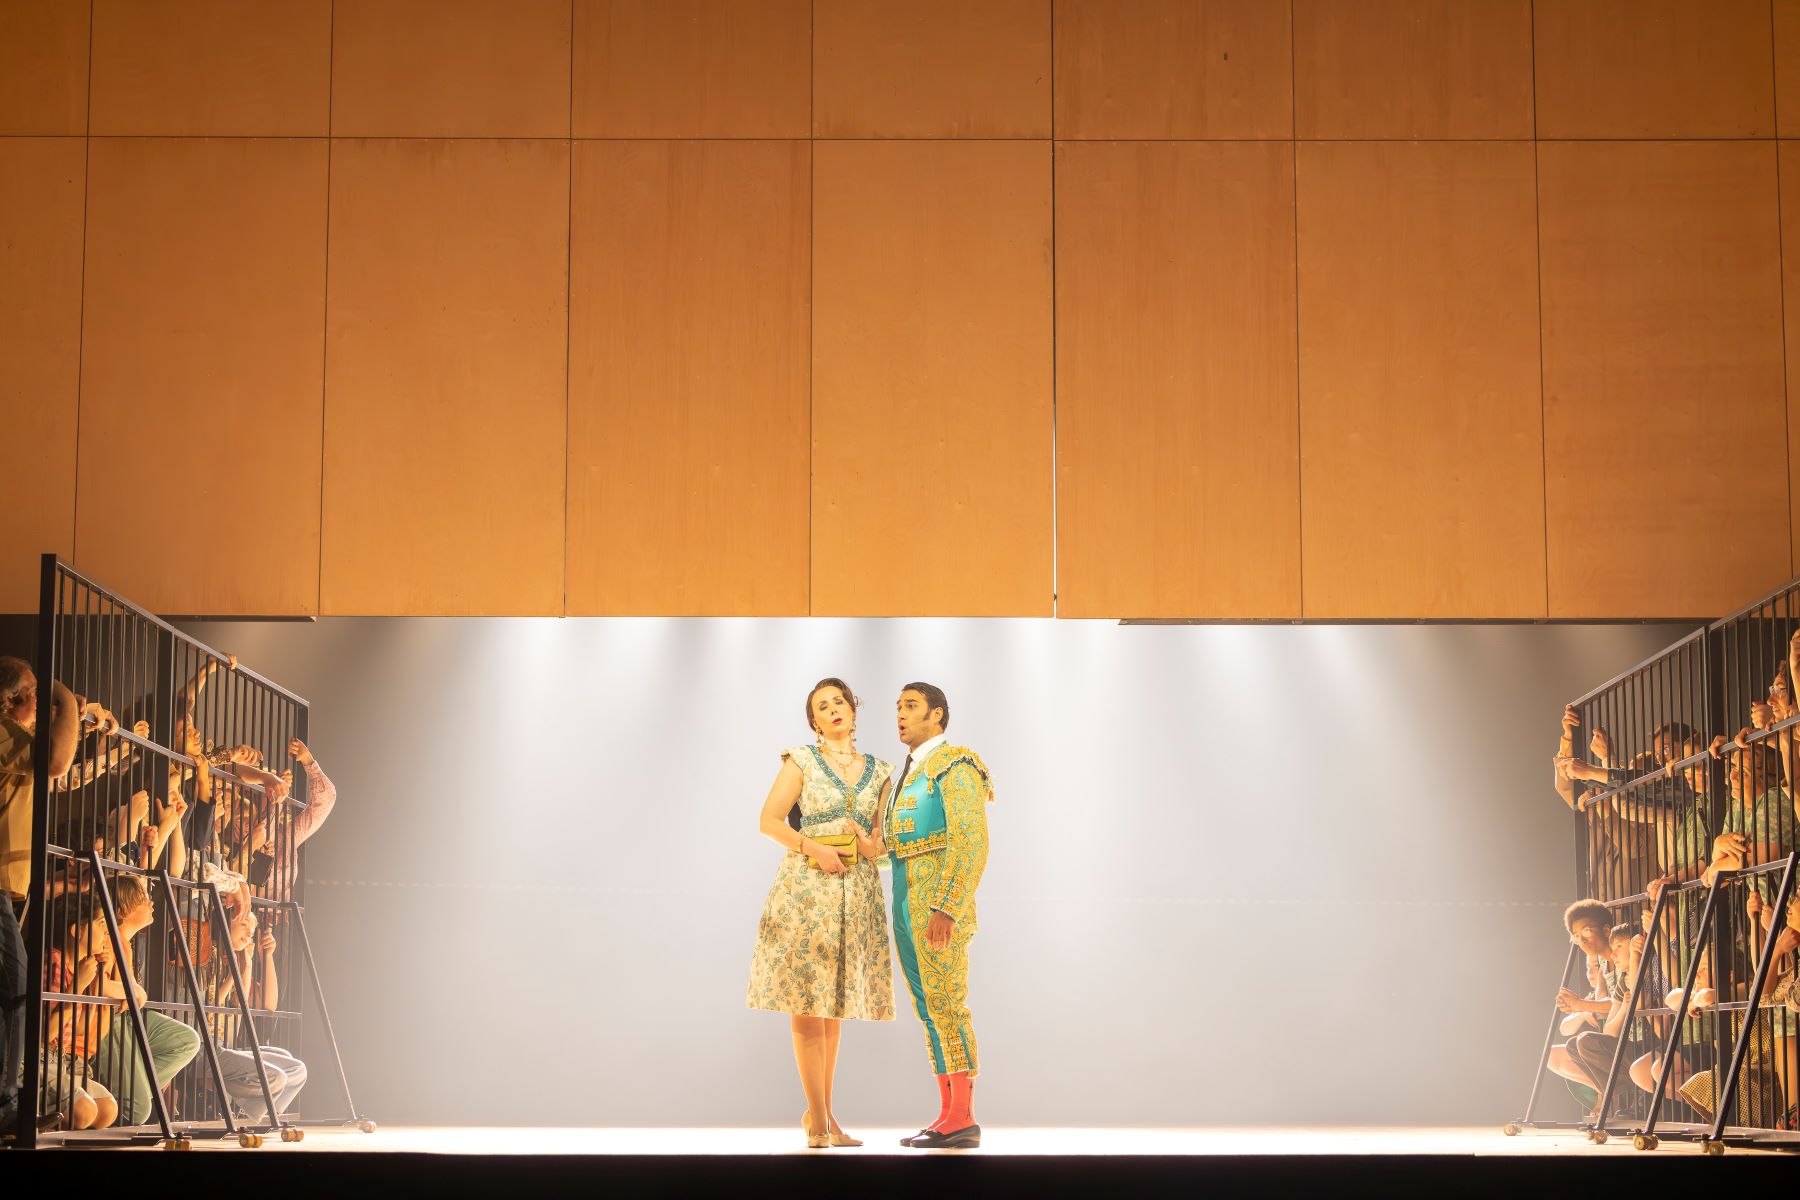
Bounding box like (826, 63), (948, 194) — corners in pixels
(0, 0), (89, 134)
(331, 0), (571, 137)
(567, 140), (811, 615)
(815, 0), (1051, 137)
(0, 139), (85, 611)
(4, 1), (1799, 619)
(88, 0), (332, 136)
(1780, 1), (1800, 138)
(1055, 141), (1299, 619)
(812, 141), (1053, 615)
(320, 139), (569, 616)
(1533, 0), (1774, 138)
(1054, 0), (1293, 139)
(1539, 142), (1788, 618)
(76, 137), (328, 616)
(1297, 142), (1544, 618)
(571, 0), (810, 138)
(1292, 0), (1534, 139)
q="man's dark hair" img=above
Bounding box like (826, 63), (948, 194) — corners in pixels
(1563, 898), (1611, 934)
(901, 682), (949, 734)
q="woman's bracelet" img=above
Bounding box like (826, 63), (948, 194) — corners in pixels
(795, 835), (807, 856)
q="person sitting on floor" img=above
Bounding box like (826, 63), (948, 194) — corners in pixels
(82, 874), (201, 1126)
(1548, 900), (1636, 1112)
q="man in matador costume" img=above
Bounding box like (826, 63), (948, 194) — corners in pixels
(885, 681), (992, 1149)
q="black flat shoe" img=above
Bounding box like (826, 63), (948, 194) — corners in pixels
(907, 1124), (981, 1149)
(899, 1128), (937, 1147)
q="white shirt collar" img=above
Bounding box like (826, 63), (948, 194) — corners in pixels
(903, 733), (947, 781)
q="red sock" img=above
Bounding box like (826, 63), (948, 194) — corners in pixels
(942, 1071), (975, 1131)
(926, 1073), (953, 1131)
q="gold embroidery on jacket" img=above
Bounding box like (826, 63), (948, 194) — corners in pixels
(891, 830), (946, 857)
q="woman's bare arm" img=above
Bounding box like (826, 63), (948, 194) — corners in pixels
(759, 760), (805, 846)
(760, 759), (844, 874)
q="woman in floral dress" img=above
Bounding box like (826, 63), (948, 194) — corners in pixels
(749, 678), (895, 1148)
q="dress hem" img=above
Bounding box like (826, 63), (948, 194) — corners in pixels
(745, 1002), (897, 1023)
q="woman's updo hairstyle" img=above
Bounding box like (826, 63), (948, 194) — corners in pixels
(804, 677), (860, 734)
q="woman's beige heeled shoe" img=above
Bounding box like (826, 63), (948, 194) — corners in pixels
(805, 1110), (862, 1148)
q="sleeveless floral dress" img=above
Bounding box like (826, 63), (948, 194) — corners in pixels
(746, 746), (896, 1021)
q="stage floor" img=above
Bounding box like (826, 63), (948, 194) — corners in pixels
(44, 1124), (1800, 1195)
(57, 1124), (1790, 1157)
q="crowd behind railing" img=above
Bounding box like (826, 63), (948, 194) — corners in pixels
(2, 559), (357, 1148)
(1532, 584), (1800, 1149)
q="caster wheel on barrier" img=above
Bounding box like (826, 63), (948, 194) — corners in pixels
(357, 1119), (378, 1133)
(1703, 1140), (1725, 1156)
(162, 1137), (192, 1151)
(239, 1132), (264, 1148)
(281, 1128), (304, 1143)
(1633, 1134), (1658, 1151)
(1502, 1123), (1521, 1137)
(1588, 1129), (1608, 1145)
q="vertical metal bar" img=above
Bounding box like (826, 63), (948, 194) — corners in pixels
(1631, 667), (1645, 897)
(1710, 855), (1799, 1140)
(206, 883), (280, 1130)
(291, 701), (308, 1087)
(107, 594), (117, 848)
(1593, 885), (1671, 1132)
(158, 871), (237, 1136)
(288, 901), (358, 1123)
(1633, 667), (1646, 898)
(18, 555), (62, 1147)
(1704, 624), (1729, 1123)
(233, 655), (245, 782)
(1612, 683), (1627, 899)
(81, 581), (92, 859)
(1573, 699), (1588, 900)
(1608, 680), (1622, 899)
(87, 852), (172, 1139)
(1522, 941), (1584, 1124)
(1641, 880), (1725, 1137)
(1629, 670), (1639, 899)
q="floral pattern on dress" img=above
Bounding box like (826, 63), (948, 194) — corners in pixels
(746, 746), (896, 1021)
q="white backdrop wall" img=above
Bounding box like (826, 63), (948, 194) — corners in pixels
(166, 617), (1680, 1128)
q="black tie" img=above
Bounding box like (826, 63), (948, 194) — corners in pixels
(896, 752), (914, 816)
(884, 755), (911, 841)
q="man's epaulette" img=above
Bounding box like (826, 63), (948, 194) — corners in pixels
(926, 744), (994, 800)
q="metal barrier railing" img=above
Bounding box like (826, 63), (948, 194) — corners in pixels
(1561, 627), (1713, 905)
(1522, 575), (1800, 1153)
(1515, 889), (1664, 1134)
(12, 554), (370, 1149)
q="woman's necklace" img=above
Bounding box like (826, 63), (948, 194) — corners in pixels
(819, 740), (859, 764)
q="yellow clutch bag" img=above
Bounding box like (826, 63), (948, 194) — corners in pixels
(809, 832), (859, 866)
